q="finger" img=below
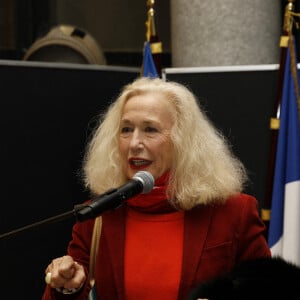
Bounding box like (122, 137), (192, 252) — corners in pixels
(63, 262), (86, 290)
(45, 272), (52, 285)
(44, 256), (74, 288)
(45, 260), (54, 275)
(52, 256), (75, 280)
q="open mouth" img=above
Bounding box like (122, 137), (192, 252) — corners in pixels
(129, 159), (151, 168)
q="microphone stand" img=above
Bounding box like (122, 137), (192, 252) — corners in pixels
(0, 203), (86, 240)
(0, 171), (153, 240)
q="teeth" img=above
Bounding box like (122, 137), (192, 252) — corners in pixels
(131, 160), (148, 166)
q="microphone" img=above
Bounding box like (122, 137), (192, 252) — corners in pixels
(75, 171), (154, 222)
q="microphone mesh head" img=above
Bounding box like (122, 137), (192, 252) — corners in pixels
(133, 171), (154, 193)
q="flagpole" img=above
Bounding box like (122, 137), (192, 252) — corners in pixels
(145, 0), (162, 76)
(261, 0), (295, 237)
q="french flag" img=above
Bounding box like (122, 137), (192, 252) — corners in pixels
(268, 40), (300, 267)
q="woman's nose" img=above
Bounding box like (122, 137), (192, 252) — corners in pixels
(130, 131), (144, 150)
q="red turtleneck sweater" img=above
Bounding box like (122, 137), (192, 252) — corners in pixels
(124, 207), (184, 299)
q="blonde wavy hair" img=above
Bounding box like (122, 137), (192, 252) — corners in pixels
(83, 77), (248, 210)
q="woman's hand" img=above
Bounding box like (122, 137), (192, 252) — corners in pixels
(45, 255), (86, 291)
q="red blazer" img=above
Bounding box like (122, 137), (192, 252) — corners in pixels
(42, 193), (271, 300)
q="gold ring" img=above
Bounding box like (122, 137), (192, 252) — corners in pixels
(45, 272), (52, 284)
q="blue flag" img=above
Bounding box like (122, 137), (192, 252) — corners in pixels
(142, 41), (159, 78)
(268, 39), (300, 266)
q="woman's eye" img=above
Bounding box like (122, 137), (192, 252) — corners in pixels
(121, 127), (132, 133)
(145, 127), (158, 133)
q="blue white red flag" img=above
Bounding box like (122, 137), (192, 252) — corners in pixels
(268, 39), (300, 267)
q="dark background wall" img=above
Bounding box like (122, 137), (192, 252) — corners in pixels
(0, 61), (140, 299)
(0, 1), (295, 299)
(0, 60), (277, 299)
(164, 66), (278, 213)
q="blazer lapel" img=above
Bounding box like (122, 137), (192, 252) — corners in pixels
(177, 205), (213, 299)
(102, 206), (127, 300)
(102, 205), (213, 300)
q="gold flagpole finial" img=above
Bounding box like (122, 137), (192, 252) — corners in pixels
(284, 0), (300, 122)
(284, 0), (294, 34)
(280, 0), (295, 47)
(145, 0), (162, 54)
(144, 0), (162, 76)
(146, 0), (156, 42)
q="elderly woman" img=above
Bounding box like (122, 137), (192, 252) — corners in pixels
(42, 77), (270, 300)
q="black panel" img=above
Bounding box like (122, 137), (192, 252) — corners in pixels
(0, 62), (279, 299)
(165, 67), (278, 209)
(0, 60), (139, 299)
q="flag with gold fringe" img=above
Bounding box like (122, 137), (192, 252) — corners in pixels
(268, 35), (300, 267)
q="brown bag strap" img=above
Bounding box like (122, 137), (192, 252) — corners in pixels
(89, 216), (102, 287)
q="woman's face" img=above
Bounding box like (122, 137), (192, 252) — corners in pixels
(119, 92), (175, 180)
